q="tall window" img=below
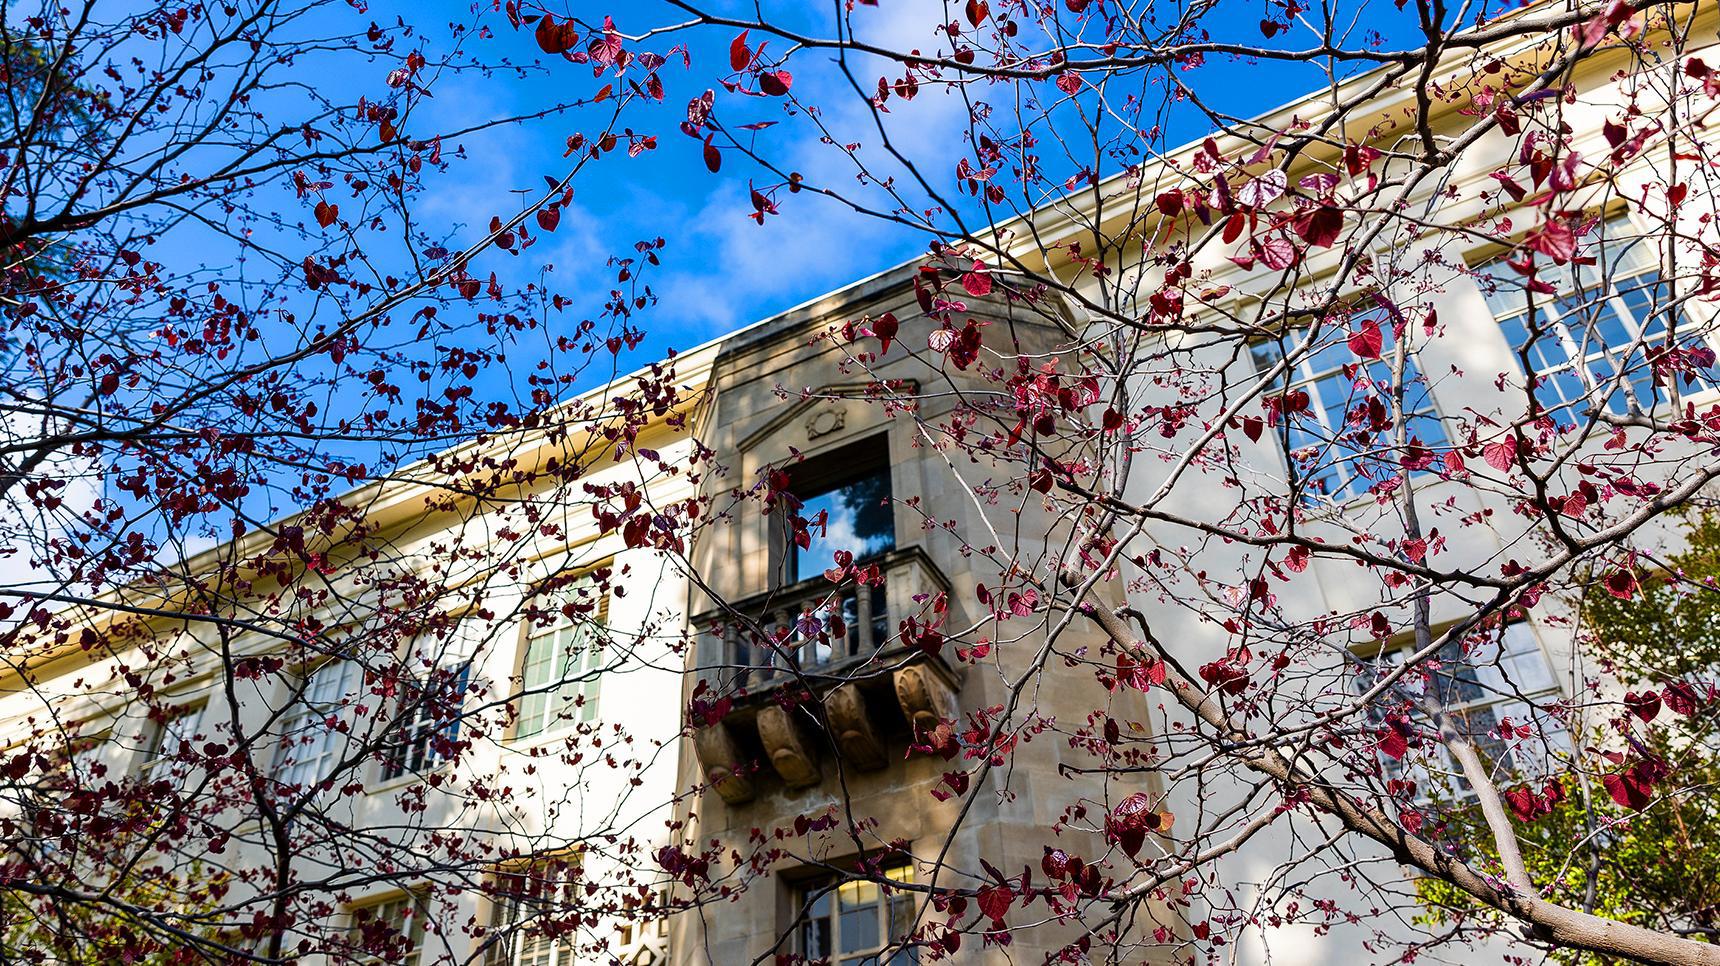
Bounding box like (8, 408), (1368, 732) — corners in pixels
(796, 863), (917, 966)
(515, 582), (606, 741)
(142, 700), (211, 780)
(1480, 214), (1708, 424)
(1355, 623), (1568, 796)
(1250, 313), (1448, 501)
(349, 892), (428, 966)
(483, 859), (579, 966)
(790, 443), (895, 583)
(272, 659), (360, 790)
(381, 660), (471, 781)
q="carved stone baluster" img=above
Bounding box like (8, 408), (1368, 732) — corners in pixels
(693, 724), (756, 805)
(755, 705), (820, 787)
(854, 585), (872, 657)
(824, 684), (885, 770)
(724, 624), (745, 689)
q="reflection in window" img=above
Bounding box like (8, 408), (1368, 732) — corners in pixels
(797, 863), (918, 966)
(1355, 623), (1569, 799)
(516, 581), (606, 741)
(793, 464), (894, 583)
(1251, 312), (1448, 501)
(1479, 215), (1711, 425)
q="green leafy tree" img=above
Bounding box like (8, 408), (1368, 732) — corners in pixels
(1584, 511), (1720, 681)
(1417, 513), (1720, 959)
(1417, 744), (1720, 962)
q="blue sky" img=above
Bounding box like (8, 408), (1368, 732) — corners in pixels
(386, 0), (1428, 387)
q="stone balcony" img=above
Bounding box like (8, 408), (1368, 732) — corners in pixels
(689, 547), (962, 805)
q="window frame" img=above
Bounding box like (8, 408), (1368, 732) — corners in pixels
(781, 436), (896, 585)
(791, 861), (919, 966)
(1477, 212), (1713, 426)
(141, 698), (212, 780)
(380, 657), (473, 782)
(1355, 622), (1570, 800)
(482, 855), (583, 966)
(511, 574), (609, 743)
(347, 890), (431, 966)
(271, 657), (362, 791)
(1248, 305), (1450, 502)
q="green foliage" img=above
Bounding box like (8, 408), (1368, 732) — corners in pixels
(1416, 512), (1720, 959)
(1415, 745), (1720, 963)
(1583, 510), (1720, 680)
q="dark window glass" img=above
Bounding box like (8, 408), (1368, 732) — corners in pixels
(796, 864), (917, 965)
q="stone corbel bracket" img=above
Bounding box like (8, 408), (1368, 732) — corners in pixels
(823, 683), (887, 771)
(892, 660), (960, 743)
(692, 724), (757, 805)
(756, 704), (822, 788)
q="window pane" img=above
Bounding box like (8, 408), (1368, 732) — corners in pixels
(837, 879), (880, 953)
(801, 916), (832, 959)
(1488, 218), (1710, 422)
(516, 583), (605, 740)
(274, 661), (356, 787)
(1253, 319), (1447, 500)
(796, 467), (894, 582)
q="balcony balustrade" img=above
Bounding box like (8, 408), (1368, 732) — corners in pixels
(689, 547), (961, 805)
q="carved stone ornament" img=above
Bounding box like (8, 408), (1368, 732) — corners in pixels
(693, 724), (756, 805)
(823, 684), (886, 771)
(806, 407), (846, 440)
(755, 704), (821, 787)
(893, 663), (958, 741)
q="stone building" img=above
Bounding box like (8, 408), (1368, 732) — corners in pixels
(4, 3), (1720, 964)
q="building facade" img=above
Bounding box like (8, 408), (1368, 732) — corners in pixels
(4, 5), (1720, 965)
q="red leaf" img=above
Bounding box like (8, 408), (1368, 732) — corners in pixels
(729, 31), (750, 71)
(536, 207), (560, 232)
(702, 136), (721, 173)
(1664, 681), (1700, 717)
(1284, 545), (1310, 573)
(758, 70), (792, 96)
(1528, 220), (1578, 263)
(1055, 71), (1082, 95)
(535, 13), (568, 54)
(1258, 234), (1297, 270)
(1503, 787), (1539, 822)
(976, 884), (1014, 923)
(1241, 415), (1263, 443)
(1482, 437), (1517, 472)
(1603, 769), (1653, 810)
(1378, 724), (1408, 760)
(1293, 205), (1345, 248)
(872, 312), (899, 354)
(1624, 690), (1661, 722)
(1605, 568), (1638, 600)
(314, 201), (337, 228)
(1347, 318), (1384, 360)
(1106, 792), (1161, 857)
(961, 262), (993, 296)
(965, 0), (989, 26)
